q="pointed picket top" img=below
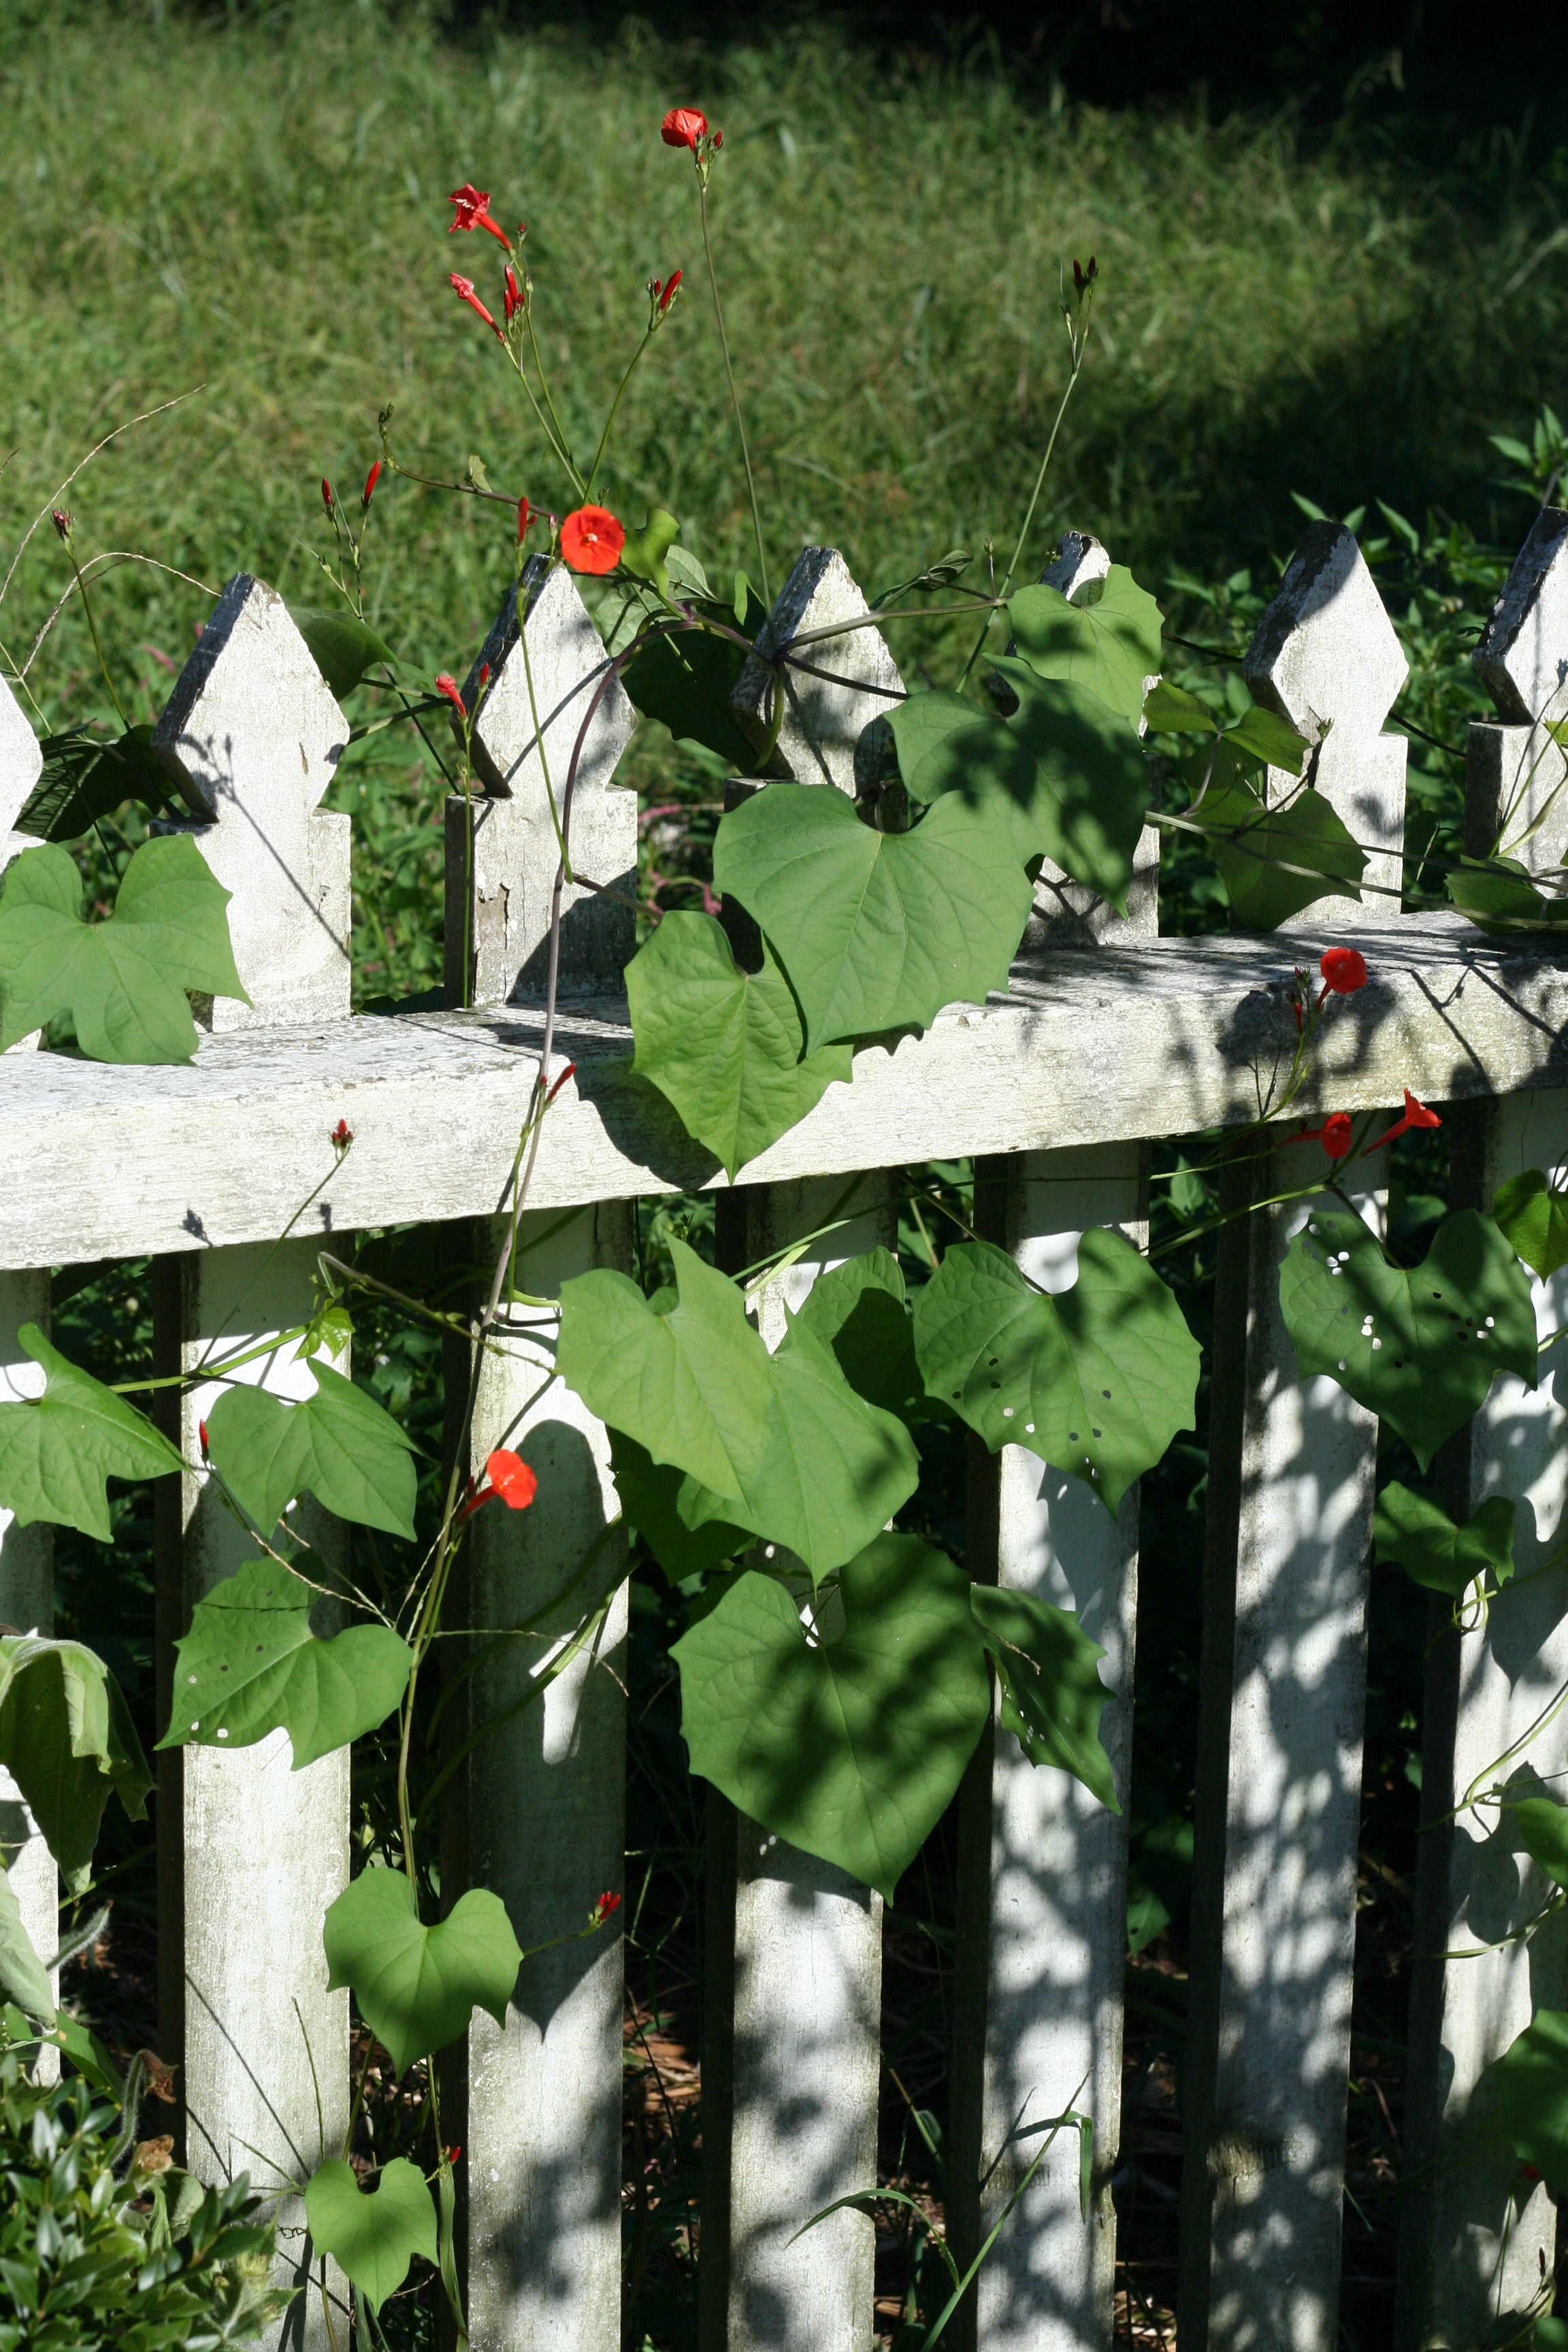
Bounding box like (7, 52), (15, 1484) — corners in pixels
(1241, 522), (1407, 929)
(457, 556), (636, 815)
(0, 672), (41, 843)
(153, 574), (351, 1028)
(730, 546), (904, 794)
(1474, 507), (1568, 726)
(1243, 522), (1407, 745)
(445, 559), (638, 1005)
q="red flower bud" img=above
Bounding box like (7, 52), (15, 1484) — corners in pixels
(504, 263), (522, 323)
(1072, 255), (1098, 295)
(517, 495), (532, 544)
(544, 1060), (577, 1107)
(477, 662), (491, 691)
(198, 1419), (210, 1460)
(559, 506), (625, 576)
(450, 273), (504, 340)
(1318, 946), (1368, 1000)
(321, 478), (333, 515)
(662, 106), (708, 149)
(362, 460), (381, 510)
(658, 268), (683, 315)
(448, 183), (510, 248)
(330, 1117), (353, 1151)
(51, 508), (72, 542)
(435, 672), (467, 718)
(485, 1449), (538, 1511)
(589, 1890), (622, 1929)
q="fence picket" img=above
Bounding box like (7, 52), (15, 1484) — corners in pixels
(1396, 517), (1568, 2349)
(949, 536), (1156, 2348)
(151, 581), (353, 2349)
(1179, 531), (1408, 2349)
(442, 573), (637, 2348)
(0, 675), (52, 2046)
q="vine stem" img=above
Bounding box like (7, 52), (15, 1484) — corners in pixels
(960, 289), (1093, 686)
(699, 179), (770, 606)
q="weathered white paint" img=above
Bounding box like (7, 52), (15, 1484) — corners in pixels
(0, 1270), (54, 2047)
(0, 917), (1561, 1270)
(448, 560), (637, 1001)
(1026, 531), (1160, 947)
(730, 546), (904, 792)
(152, 574), (351, 1028)
(1181, 1141), (1385, 2352)
(1243, 523), (1408, 927)
(174, 1241), (349, 2349)
(956, 1145), (1143, 2352)
(1397, 522), (1568, 2349)
(725, 1174), (890, 2352)
(460, 1201), (631, 2352)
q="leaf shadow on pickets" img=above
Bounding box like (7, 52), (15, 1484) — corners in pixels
(573, 1054), (722, 1191)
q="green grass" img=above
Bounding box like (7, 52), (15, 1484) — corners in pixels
(1, 1), (1567, 990)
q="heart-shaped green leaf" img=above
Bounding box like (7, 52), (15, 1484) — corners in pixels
(608, 1428), (749, 1582)
(1447, 857), (1568, 938)
(304, 2157), (436, 2315)
(203, 1360), (417, 1539)
(18, 723), (180, 844)
(0, 1323), (183, 1541)
(0, 1863), (54, 2021)
(1514, 1797), (1568, 1893)
(0, 1633), (151, 1893)
(1494, 1168), (1568, 1279)
(1279, 1209), (1537, 1470)
(626, 911), (851, 1180)
(287, 608), (397, 700)
(0, 834), (248, 1062)
(1007, 565), (1162, 724)
(680, 1316), (920, 1582)
(912, 1230), (1200, 1514)
(1482, 2009), (1568, 2190)
(1184, 745), (1364, 930)
(969, 1585), (1117, 1809)
(672, 1536), (991, 1901)
(789, 1247), (944, 1426)
(890, 668), (1150, 911)
(323, 1865), (522, 2075)
(157, 1558), (412, 1769)
(558, 1239), (773, 1505)
(1372, 1483), (1516, 1597)
(713, 781), (1032, 1054)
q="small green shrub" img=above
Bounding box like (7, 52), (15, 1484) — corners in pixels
(0, 2040), (289, 2352)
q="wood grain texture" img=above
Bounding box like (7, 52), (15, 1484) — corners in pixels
(2, 917), (1562, 1267)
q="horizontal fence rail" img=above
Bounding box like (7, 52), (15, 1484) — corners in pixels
(3, 507), (1568, 2352)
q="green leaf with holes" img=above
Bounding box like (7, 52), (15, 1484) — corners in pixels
(1007, 566), (1162, 725)
(201, 1362), (417, 1539)
(323, 1865), (522, 2075)
(626, 911), (851, 1180)
(305, 2159), (436, 2315)
(1493, 1168), (1568, 1279)
(0, 834), (248, 1062)
(672, 1535), (991, 1901)
(969, 1586), (1117, 1810)
(1514, 1797), (1568, 1893)
(790, 1247), (946, 1426)
(1371, 1483), (1516, 1598)
(0, 1323), (183, 1541)
(157, 1558), (412, 1769)
(1279, 1209), (1537, 1470)
(1481, 2010), (1568, 2191)
(911, 1231), (1200, 1514)
(713, 781), (1032, 1054)
(558, 1239), (774, 1505)
(0, 1634), (151, 1894)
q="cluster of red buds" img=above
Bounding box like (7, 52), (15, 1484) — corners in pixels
(329, 1117), (353, 1154)
(587, 1890), (622, 1931)
(647, 269), (683, 329)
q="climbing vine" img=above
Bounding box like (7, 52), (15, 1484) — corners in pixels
(1, 96), (1567, 2346)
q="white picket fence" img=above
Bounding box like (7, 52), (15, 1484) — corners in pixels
(1, 509), (1567, 2352)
